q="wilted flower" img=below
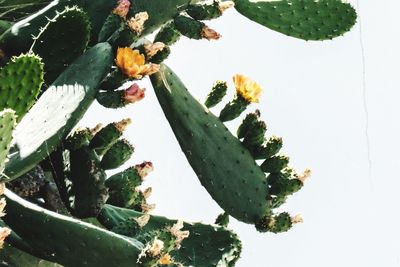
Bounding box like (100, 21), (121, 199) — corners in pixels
(144, 42), (166, 58)
(148, 238), (164, 257)
(291, 214), (304, 224)
(113, 0), (131, 19)
(135, 214), (150, 227)
(135, 161), (154, 179)
(168, 221), (190, 247)
(127, 12), (149, 34)
(124, 83), (145, 104)
(218, 1), (235, 12)
(201, 26), (221, 40)
(0, 227), (10, 248)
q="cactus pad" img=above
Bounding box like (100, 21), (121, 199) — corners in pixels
(0, 54), (44, 121)
(3, 43), (113, 181)
(99, 204), (242, 267)
(151, 65), (269, 224)
(234, 0), (357, 41)
(3, 189), (145, 267)
(0, 109), (16, 174)
(31, 6), (91, 83)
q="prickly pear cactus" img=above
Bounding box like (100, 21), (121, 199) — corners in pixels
(3, 43), (113, 181)
(0, 109), (15, 183)
(234, 0), (357, 40)
(98, 204), (242, 267)
(0, 0), (357, 265)
(31, 6), (91, 83)
(0, 54), (43, 121)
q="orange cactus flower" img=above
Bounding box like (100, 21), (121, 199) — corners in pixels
(115, 47), (159, 79)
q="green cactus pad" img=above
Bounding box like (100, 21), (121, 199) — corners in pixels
(90, 119), (130, 155)
(69, 147), (108, 218)
(129, 0), (201, 37)
(0, 54), (44, 121)
(260, 154), (289, 173)
(0, 0), (79, 55)
(105, 167), (143, 208)
(3, 189), (145, 267)
(0, 243), (61, 267)
(3, 42), (113, 181)
(0, 0), (51, 22)
(31, 6), (91, 84)
(253, 135), (283, 160)
(100, 138), (134, 170)
(205, 80), (228, 108)
(154, 21), (181, 46)
(0, 20), (12, 35)
(174, 14), (205, 40)
(98, 204), (242, 267)
(150, 65), (269, 224)
(234, 0), (357, 41)
(0, 109), (16, 174)
(98, 13), (124, 43)
(96, 90), (127, 109)
(186, 2), (222, 20)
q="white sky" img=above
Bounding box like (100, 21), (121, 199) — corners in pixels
(80, 1), (400, 266)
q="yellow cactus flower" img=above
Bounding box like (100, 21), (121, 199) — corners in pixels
(233, 74), (262, 103)
(115, 47), (159, 79)
(159, 254), (173, 265)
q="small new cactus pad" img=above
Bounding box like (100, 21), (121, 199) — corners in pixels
(100, 138), (134, 170)
(186, 2), (223, 20)
(3, 43), (113, 181)
(154, 21), (181, 46)
(69, 147), (108, 218)
(234, 0), (357, 41)
(3, 189), (145, 267)
(205, 80), (228, 108)
(0, 109), (16, 174)
(150, 65), (269, 224)
(173, 14), (206, 40)
(105, 167), (143, 208)
(89, 118), (131, 155)
(31, 7), (91, 83)
(0, 54), (44, 121)
(98, 204), (242, 267)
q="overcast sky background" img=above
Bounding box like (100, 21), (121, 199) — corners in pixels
(80, 1), (400, 266)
